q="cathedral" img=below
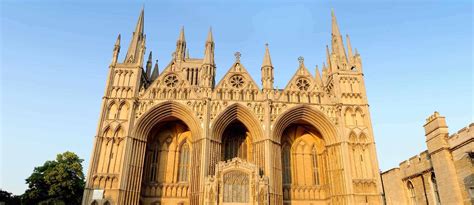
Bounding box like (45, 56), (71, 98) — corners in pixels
(82, 9), (383, 205)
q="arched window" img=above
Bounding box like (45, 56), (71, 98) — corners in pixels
(355, 108), (364, 126)
(178, 143), (190, 182)
(118, 103), (129, 120)
(407, 181), (417, 205)
(311, 146), (319, 185)
(431, 174), (440, 205)
(107, 103), (118, 119)
(282, 144), (291, 184)
(344, 108), (354, 126)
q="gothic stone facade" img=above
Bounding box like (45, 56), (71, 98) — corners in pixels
(83, 9), (383, 205)
(381, 112), (473, 205)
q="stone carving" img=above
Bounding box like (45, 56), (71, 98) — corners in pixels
(204, 158), (269, 205)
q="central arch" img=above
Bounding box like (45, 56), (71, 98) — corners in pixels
(208, 103), (265, 176)
(211, 103), (263, 142)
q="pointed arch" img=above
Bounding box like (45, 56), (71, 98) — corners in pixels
(354, 107), (365, 126)
(348, 131), (357, 142)
(118, 101), (130, 120)
(132, 101), (201, 141)
(107, 102), (119, 119)
(344, 107), (354, 126)
(211, 103), (263, 142)
(272, 105), (338, 144)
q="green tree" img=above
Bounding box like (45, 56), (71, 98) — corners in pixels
(22, 151), (85, 205)
(0, 189), (21, 205)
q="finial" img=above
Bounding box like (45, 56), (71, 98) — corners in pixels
(298, 56), (304, 65)
(234, 52), (241, 62)
(265, 43), (269, 47)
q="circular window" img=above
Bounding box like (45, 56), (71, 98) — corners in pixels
(296, 78), (310, 91)
(230, 75), (244, 89)
(164, 74), (179, 87)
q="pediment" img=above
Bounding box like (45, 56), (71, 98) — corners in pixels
(214, 62), (261, 93)
(280, 63), (320, 94)
(139, 61), (196, 99)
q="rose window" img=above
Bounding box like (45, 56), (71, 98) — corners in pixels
(230, 75), (244, 89)
(165, 74), (179, 87)
(296, 78), (310, 91)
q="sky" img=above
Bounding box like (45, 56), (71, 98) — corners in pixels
(1, 0), (472, 195)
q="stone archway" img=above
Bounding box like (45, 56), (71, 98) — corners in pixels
(120, 101), (202, 205)
(272, 105), (345, 205)
(209, 103), (264, 175)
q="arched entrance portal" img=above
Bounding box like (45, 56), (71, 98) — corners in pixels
(222, 121), (252, 162)
(123, 101), (202, 205)
(272, 105), (343, 205)
(140, 120), (192, 205)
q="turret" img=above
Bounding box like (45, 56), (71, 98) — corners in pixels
(200, 27), (216, 89)
(261, 43), (274, 92)
(175, 27), (186, 62)
(424, 112), (464, 204)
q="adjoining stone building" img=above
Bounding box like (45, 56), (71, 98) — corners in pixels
(381, 112), (473, 205)
(82, 8), (384, 205)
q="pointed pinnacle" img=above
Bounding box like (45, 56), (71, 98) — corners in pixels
(115, 34), (121, 46)
(206, 27), (214, 42)
(331, 9), (341, 36)
(262, 43), (272, 67)
(148, 51), (153, 61)
(135, 8), (144, 34)
(346, 34), (353, 58)
(179, 26), (186, 42)
(315, 65), (322, 84)
(151, 60), (159, 81)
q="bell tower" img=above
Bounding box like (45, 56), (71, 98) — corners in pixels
(82, 8), (147, 205)
(324, 10), (383, 204)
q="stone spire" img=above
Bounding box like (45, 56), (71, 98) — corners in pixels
(203, 27), (215, 65)
(151, 60), (159, 81)
(111, 34), (121, 65)
(261, 43), (274, 91)
(145, 51), (152, 79)
(331, 9), (348, 67)
(175, 26), (186, 61)
(262, 43), (272, 68)
(124, 8), (145, 64)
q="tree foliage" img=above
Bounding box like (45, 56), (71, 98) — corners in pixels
(22, 151), (85, 205)
(0, 189), (21, 205)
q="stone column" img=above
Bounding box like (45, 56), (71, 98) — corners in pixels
(423, 112), (463, 204)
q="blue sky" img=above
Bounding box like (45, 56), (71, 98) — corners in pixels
(1, 0), (472, 195)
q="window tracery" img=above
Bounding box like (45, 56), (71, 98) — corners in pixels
(164, 74), (179, 87)
(230, 74), (244, 89)
(223, 171), (249, 203)
(178, 143), (190, 182)
(296, 78), (310, 91)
